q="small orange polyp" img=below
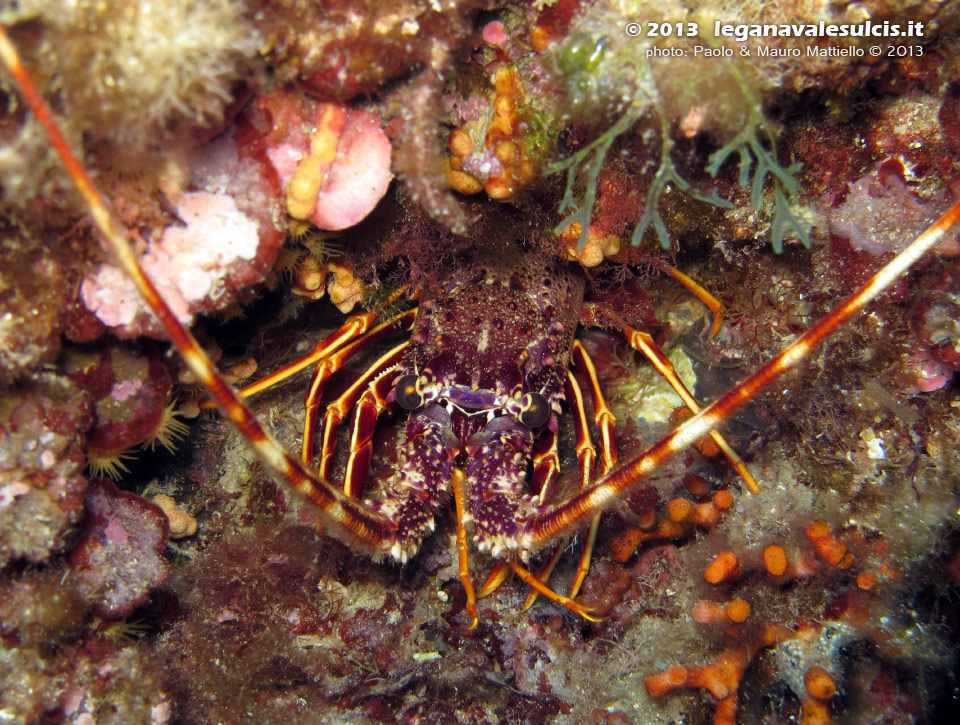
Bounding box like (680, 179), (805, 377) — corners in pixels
(763, 544), (788, 576)
(801, 697), (831, 725)
(668, 498), (693, 522)
(636, 506), (657, 530)
(713, 490), (734, 510)
(805, 521), (848, 566)
(726, 599), (751, 623)
(804, 665), (837, 700)
(448, 128), (473, 157)
(610, 528), (644, 562)
(692, 599), (725, 623)
(705, 550), (740, 584)
(645, 665), (689, 697)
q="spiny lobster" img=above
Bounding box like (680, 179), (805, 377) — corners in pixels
(2, 25), (958, 633)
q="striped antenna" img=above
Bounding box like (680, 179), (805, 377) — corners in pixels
(4, 24), (957, 557)
(0, 25), (393, 552)
(528, 198), (960, 543)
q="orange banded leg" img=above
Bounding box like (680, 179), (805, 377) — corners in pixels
(567, 372), (599, 492)
(624, 325), (759, 494)
(200, 307), (416, 410)
(452, 469), (479, 630)
(662, 264), (725, 338)
(517, 370), (596, 610)
(518, 369), (597, 610)
(477, 561), (511, 600)
(521, 358), (617, 610)
(299, 311), (415, 465)
(312, 342), (407, 484)
(571, 340), (618, 471)
(510, 561), (601, 621)
(566, 342), (619, 597)
(531, 428), (560, 503)
(327, 352), (408, 498)
(518, 545), (565, 613)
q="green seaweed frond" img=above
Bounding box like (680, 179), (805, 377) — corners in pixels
(549, 108), (733, 252)
(632, 117), (733, 249)
(706, 120), (811, 253)
(550, 97), (809, 253)
(549, 110), (638, 251)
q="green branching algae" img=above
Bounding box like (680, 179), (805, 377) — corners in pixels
(706, 120), (811, 253)
(547, 7), (813, 254)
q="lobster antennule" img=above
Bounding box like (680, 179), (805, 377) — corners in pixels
(0, 24), (394, 553)
(527, 197), (960, 546)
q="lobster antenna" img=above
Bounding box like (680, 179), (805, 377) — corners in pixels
(529, 200), (960, 540)
(0, 25), (391, 549)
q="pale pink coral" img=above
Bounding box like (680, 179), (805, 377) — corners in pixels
(482, 20), (508, 46)
(82, 191), (260, 336)
(909, 350), (954, 393)
(80, 131), (284, 339)
(832, 160), (951, 257)
(309, 109), (393, 230)
(68, 479), (171, 618)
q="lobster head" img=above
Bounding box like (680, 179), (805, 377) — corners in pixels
(380, 256), (586, 559)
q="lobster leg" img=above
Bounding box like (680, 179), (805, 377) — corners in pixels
(581, 301), (758, 493)
(571, 340), (619, 472)
(531, 427), (561, 503)
(567, 371), (600, 494)
(619, 320), (760, 494)
(521, 342), (620, 609)
(566, 342), (619, 597)
(310, 341), (407, 478)
(237, 313), (392, 399)
(335, 350), (406, 498)
(200, 300), (415, 408)
(476, 561), (512, 600)
(509, 562), (601, 621)
(517, 371), (595, 611)
(525, 196), (960, 550)
(452, 469), (479, 630)
(299, 311), (415, 465)
(661, 263), (726, 338)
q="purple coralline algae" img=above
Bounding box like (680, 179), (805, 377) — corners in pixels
(68, 479), (172, 618)
(0, 373), (91, 566)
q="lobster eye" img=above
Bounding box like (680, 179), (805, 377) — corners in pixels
(519, 392), (550, 428)
(395, 374), (424, 410)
